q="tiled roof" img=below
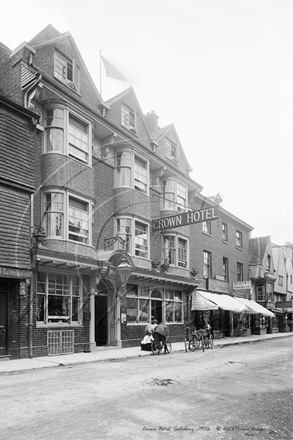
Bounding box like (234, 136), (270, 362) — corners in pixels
(249, 236), (270, 264)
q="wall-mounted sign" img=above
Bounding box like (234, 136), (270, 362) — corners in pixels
(233, 281), (251, 290)
(152, 206), (219, 231)
(275, 301), (292, 308)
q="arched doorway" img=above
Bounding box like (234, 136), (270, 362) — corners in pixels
(151, 289), (163, 323)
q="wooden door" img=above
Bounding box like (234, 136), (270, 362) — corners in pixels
(95, 295), (108, 346)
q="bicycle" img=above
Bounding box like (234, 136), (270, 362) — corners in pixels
(151, 338), (172, 355)
(188, 329), (205, 352)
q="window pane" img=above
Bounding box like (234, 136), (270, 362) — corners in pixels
(174, 302), (182, 322)
(37, 294), (44, 322)
(68, 197), (89, 243)
(165, 301), (174, 322)
(45, 193), (64, 237)
(68, 116), (89, 162)
(127, 297), (138, 322)
(117, 218), (132, 252)
(134, 156), (147, 193)
(46, 128), (64, 152)
(178, 238), (187, 267)
(164, 236), (175, 264)
(48, 295), (69, 318)
(135, 221), (148, 258)
(138, 299), (149, 322)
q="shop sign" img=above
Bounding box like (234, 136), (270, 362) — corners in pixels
(275, 301), (292, 308)
(0, 265), (32, 279)
(152, 206), (219, 231)
(233, 281), (251, 290)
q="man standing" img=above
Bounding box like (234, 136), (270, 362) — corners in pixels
(153, 321), (168, 353)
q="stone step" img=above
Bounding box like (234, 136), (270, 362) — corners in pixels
(0, 355), (11, 361)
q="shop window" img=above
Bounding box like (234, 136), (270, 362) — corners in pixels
(37, 272), (82, 325)
(165, 290), (183, 323)
(126, 285), (150, 323)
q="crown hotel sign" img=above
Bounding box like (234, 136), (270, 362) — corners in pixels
(152, 206), (219, 231)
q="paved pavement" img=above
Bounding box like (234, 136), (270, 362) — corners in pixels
(0, 332), (292, 374)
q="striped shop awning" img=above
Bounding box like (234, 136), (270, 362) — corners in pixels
(191, 290), (248, 313)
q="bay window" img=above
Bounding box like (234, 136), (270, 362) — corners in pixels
(115, 151), (149, 194)
(163, 235), (188, 268)
(37, 271), (82, 325)
(115, 217), (149, 259)
(162, 178), (187, 211)
(135, 220), (149, 258)
(44, 106), (91, 165)
(44, 191), (91, 245)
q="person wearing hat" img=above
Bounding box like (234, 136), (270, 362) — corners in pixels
(153, 321), (168, 353)
(144, 318), (158, 335)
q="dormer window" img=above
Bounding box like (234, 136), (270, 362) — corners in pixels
(54, 51), (80, 92)
(121, 105), (136, 133)
(165, 140), (177, 162)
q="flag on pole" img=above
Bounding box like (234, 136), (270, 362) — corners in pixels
(101, 55), (126, 81)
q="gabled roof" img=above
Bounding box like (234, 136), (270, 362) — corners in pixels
(28, 25), (106, 107)
(106, 86), (153, 144)
(29, 24), (62, 46)
(249, 236), (271, 265)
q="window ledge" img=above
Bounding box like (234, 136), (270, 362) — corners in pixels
(236, 246), (243, 251)
(202, 232), (212, 237)
(222, 240), (229, 244)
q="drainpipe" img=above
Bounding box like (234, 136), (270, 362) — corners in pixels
(29, 193), (34, 358)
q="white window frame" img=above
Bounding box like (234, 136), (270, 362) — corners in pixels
(203, 251), (211, 279)
(237, 262), (243, 281)
(44, 105), (92, 166)
(54, 51), (80, 92)
(36, 271), (82, 326)
(126, 285), (150, 324)
(165, 290), (183, 323)
(43, 190), (92, 246)
(115, 217), (150, 260)
(202, 221), (212, 235)
(222, 222), (228, 242)
(114, 150), (149, 195)
(162, 178), (187, 212)
(257, 284), (265, 301)
(162, 234), (189, 268)
(165, 140), (178, 162)
(121, 105), (136, 132)
(236, 230), (243, 249)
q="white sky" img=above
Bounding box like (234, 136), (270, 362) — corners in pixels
(1, 0), (292, 245)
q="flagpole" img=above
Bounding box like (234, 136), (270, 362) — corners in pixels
(100, 50), (102, 98)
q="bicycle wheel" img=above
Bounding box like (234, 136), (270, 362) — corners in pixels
(165, 339), (172, 354)
(188, 336), (199, 351)
(209, 334), (214, 349)
(200, 335), (205, 352)
(152, 340), (162, 355)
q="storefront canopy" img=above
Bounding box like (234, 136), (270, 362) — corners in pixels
(192, 290), (248, 313)
(191, 290), (247, 313)
(234, 298), (275, 318)
(191, 291), (218, 311)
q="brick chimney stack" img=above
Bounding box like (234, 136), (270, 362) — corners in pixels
(144, 110), (159, 133)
